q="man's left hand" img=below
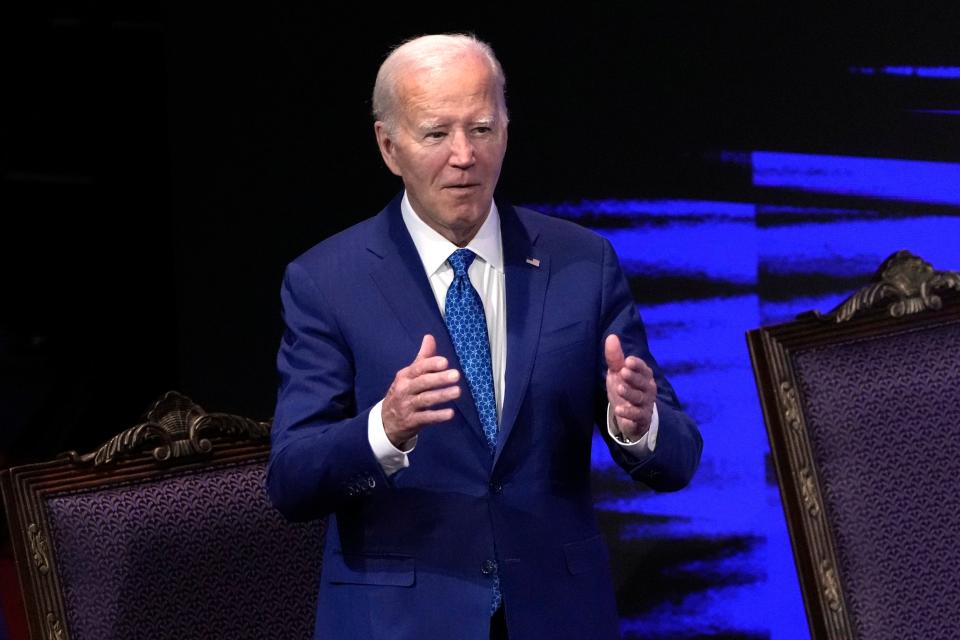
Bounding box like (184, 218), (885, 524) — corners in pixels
(604, 334), (657, 441)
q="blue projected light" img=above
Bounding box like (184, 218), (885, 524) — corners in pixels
(752, 151), (960, 207)
(849, 66), (960, 79)
(539, 181), (957, 639)
(910, 109), (960, 116)
(532, 199), (754, 219)
(530, 199), (757, 283)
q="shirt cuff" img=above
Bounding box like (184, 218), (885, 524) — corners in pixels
(367, 400), (417, 476)
(607, 402), (659, 459)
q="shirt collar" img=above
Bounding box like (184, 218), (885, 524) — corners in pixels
(400, 191), (504, 277)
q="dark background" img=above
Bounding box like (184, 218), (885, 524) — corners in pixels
(2, 2), (958, 463)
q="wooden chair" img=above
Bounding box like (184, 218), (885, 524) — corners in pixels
(1, 391), (325, 640)
(747, 251), (960, 639)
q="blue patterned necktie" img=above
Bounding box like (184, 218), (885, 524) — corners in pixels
(444, 249), (499, 451)
(444, 248), (502, 615)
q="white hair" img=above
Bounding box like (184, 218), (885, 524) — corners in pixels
(372, 33), (508, 133)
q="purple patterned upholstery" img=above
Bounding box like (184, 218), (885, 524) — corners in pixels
(793, 321), (960, 640)
(46, 461), (324, 640)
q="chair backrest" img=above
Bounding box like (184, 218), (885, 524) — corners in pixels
(1, 392), (325, 640)
(747, 251), (960, 640)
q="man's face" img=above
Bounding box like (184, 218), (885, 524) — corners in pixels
(375, 52), (508, 245)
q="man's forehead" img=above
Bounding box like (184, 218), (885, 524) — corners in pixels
(395, 53), (497, 97)
(402, 49), (488, 79)
(400, 86), (501, 125)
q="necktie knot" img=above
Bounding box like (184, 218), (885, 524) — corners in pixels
(448, 248), (476, 278)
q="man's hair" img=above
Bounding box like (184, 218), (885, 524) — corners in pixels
(372, 33), (508, 133)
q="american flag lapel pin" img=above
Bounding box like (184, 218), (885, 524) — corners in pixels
(525, 257), (541, 267)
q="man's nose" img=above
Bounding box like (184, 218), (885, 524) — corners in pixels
(448, 130), (475, 168)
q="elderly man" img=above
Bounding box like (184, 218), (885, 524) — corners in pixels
(267, 34), (701, 640)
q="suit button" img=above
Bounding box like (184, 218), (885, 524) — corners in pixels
(489, 482), (502, 494)
(481, 559), (498, 576)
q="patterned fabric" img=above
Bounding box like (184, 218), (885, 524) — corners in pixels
(46, 461), (325, 640)
(793, 321), (960, 640)
(444, 248), (502, 615)
(445, 249), (499, 451)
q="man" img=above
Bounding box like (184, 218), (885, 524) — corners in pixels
(267, 34), (701, 640)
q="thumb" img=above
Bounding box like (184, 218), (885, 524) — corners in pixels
(604, 334), (625, 371)
(415, 334), (437, 361)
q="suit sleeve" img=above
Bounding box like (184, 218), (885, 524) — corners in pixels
(266, 261), (391, 521)
(595, 237), (703, 492)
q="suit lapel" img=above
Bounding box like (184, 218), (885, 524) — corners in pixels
(495, 204), (549, 466)
(366, 197), (486, 444)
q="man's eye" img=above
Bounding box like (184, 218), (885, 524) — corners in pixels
(425, 131), (446, 140)
(473, 127), (492, 135)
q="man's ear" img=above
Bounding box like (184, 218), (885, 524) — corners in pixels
(374, 121), (403, 177)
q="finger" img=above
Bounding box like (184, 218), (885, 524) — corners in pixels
(618, 366), (653, 388)
(408, 355), (450, 378)
(413, 385), (461, 408)
(606, 368), (631, 400)
(604, 334), (625, 371)
(623, 355), (653, 374)
(414, 334), (437, 361)
(616, 383), (649, 407)
(408, 369), (460, 394)
(410, 408), (456, 426)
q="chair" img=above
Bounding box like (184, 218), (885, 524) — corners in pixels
(1, 391), (325, 640)
(747, 251), (960, 640)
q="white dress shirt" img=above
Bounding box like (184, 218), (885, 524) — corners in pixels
(367, 192), (658, 475)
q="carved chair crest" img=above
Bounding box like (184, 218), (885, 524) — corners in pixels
(67, 391), (270, 466)
(809, 250), (960, 322)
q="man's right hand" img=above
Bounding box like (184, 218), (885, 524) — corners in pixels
(381, 334), (461, 448)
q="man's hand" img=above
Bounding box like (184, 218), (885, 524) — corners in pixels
(604, 334), (657, 441)
(382, 334), (461, 448)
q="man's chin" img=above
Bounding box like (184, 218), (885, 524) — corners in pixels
(441, 210), (489, 244)
(453, 209), (490, 229)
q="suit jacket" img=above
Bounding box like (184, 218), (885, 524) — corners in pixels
(266, 194), (702, 640)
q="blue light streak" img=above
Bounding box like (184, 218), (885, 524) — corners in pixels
(530, 199), (754, 220)
(848, 66), (960, 79)
(909, 109), (960, 116)
(752, 151), (960, 206)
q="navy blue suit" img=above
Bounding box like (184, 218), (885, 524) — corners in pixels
(267, 195), (702, 639)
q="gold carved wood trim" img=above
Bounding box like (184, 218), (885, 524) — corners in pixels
(813, 250), (960, 323)
(752, 331), (854, 639)
(27, 523), (51, 574)
(45, 613), (65, 640)
(67, 391), (270, 467)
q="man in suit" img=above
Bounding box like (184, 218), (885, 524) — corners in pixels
(266, 34), (702, 640)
